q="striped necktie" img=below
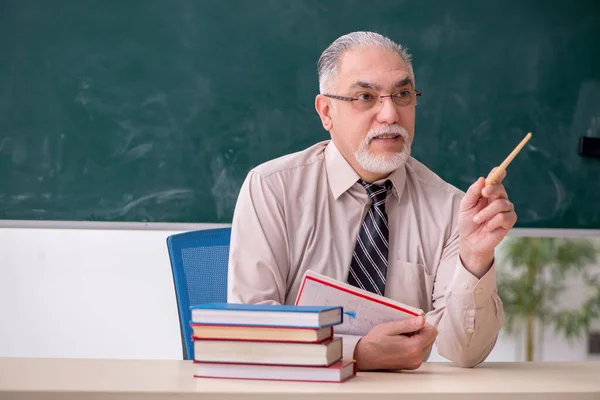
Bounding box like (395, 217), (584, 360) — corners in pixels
(347, 179), (392, 296)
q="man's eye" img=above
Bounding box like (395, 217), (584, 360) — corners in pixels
(357, 93), (375, 102)
(396, 90), (411, 98)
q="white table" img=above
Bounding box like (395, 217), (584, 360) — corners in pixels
(1, 358), (599, 399)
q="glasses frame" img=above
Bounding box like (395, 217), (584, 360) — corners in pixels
(322, 89), (422, 109)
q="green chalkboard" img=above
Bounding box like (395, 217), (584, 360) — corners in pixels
(1, 0), (599, 228)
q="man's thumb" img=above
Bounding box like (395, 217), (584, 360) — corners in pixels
(379, 316), (425, 336)
(461, 177), (485, 210)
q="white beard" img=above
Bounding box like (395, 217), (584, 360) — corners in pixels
(354, 125), (412, 174)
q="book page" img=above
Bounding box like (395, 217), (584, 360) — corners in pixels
(295, 271), (424, 337)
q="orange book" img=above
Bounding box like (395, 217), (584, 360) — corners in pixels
(191, 324), (333, 343)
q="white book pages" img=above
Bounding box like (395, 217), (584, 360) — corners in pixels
(295, 270), (424, 336)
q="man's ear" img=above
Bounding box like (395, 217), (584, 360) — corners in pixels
(315, 94), (333, 131)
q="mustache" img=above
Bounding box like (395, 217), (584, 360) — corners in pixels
(366, 125), (410, 143)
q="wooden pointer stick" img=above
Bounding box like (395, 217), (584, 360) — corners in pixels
(485, 132), (532, 186)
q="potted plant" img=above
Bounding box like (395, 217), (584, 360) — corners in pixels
(497, 236), (600, 361)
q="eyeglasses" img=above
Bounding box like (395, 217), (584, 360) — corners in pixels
(323, 89), (422, 111)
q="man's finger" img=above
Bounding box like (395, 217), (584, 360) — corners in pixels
(376, 316), (425, 336)
(406, 326), (438, 359)
(486, 167), (507, 185)
(482, 183), (508, 201)
(483, 210), (517, 233)
(473, 199), (514, 224)
(461, 177), (485, 210)
(411, 323), (438, 345)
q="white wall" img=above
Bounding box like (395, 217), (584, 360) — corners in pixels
(0, 223), (598, 362)
(0, 226), (184, 359)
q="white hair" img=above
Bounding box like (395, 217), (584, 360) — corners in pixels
(317, 31), (414, 94)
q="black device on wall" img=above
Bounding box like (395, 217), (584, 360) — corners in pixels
(579, 137), (600, 159)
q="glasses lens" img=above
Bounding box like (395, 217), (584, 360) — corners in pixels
(352, 92), (378, 111)
(392, 90), (416, 107)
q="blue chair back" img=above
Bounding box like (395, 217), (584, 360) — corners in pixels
(166, 227), (231, 360)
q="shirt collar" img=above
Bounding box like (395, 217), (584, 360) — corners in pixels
(324, 140), (407, 204)
(325, 140), (361, 200)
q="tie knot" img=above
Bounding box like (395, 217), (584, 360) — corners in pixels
(359, 179), (392, 204)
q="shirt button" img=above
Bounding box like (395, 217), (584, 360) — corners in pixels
(463, 283), (469, 290)
(475, 288), (483, 294)
(467, 328), (475, 334)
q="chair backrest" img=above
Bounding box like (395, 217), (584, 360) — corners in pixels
(166, 227), (231, 360)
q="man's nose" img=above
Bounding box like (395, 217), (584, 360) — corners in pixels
(375, 96), (399, 125)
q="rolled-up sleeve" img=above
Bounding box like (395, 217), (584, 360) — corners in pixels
(227, 171), (289, 305)
(425, 229), (505, 367)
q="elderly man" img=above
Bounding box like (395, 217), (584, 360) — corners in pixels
(227, 31), (516, 370)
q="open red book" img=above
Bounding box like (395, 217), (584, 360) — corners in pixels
(295, 270), (424, 336)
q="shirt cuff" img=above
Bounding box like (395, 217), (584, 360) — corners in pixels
(335, 334), (362, 360)
(447, 258), (498, 309)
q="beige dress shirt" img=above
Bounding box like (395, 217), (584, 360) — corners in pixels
(227, 140), (504, 367)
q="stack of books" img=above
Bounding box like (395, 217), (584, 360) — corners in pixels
(189, 303), (356, 382)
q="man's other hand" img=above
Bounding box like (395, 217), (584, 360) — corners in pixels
(353, 316), (438, 371)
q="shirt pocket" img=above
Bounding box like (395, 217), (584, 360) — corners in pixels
(385, 260), (435, 312)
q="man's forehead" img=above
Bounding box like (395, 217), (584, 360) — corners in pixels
(337, 48), (412, 86)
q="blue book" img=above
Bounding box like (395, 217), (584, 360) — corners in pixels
(189, 303), (343, 328)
